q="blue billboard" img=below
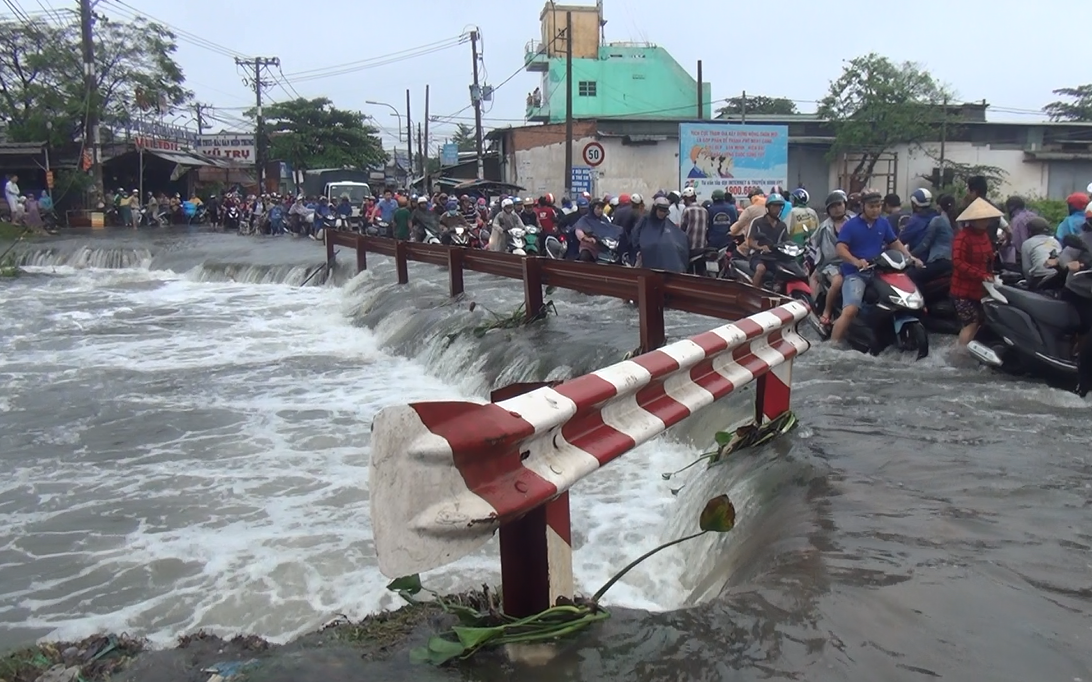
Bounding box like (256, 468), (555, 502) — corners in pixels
(679, 123), (789, 202)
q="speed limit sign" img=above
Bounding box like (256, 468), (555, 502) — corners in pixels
(582, 141), (605, 167)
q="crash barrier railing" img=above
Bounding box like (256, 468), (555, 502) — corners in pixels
(370, 299), (811, 617)
(325, 230), (787, 352)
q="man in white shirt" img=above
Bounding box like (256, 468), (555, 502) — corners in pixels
(5, 174), (22, 223)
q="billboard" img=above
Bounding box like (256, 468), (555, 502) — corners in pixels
(197, 133), (256, 163)
(679, 123), (788, 202)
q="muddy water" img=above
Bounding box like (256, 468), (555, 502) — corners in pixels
(2, 230), (1091, 681)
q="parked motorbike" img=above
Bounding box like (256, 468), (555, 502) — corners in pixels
(968, 235), (1092, 390)
(726, 242), (813, 307)
(812, 249), (930, 359)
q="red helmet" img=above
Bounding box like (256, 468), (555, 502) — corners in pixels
(1066, 192), (1090, 211)
(544, 192), (554, 204)
(619, 193), (630, 204)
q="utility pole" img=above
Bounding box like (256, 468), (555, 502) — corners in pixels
(939, 94), (949, 186)
(696, 60), (703, 119)
(740, 90), (747, 124)
(470, 29), (485, 180)
(424, 84), (431, 195)
(78, 0), (103, 205)
(194, 103), (207, 135)
(563, 11), (573, 198)
(417, 123), (424, 179)
(235, 56), (279, 193)
(405, 88), (413, 188)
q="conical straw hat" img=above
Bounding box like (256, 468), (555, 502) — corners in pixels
(956, 197), (1003, 222)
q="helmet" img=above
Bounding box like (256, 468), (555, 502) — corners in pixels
(477, 197), (487, 206)
(909, 188), (933, 207)
(581, 191), (591, 199)
(667, 190), (681, 202)
(445, 199), (458, 210)
(576, 197), (589, 208)
(766, 193), (786, 207)
(1066, 192), (1090, 211)
(609, 196), (619, 206)
(417, 195), (428, 204)
(652, 196), (670, 209)
(790, 188), (809, 206)
(602, 194), (612, 202)
(545, 192), (555, 204)
(825, 190), (847, 208)
(770, 185), (784, 196)
(747, 187), (765, 199)
(859, 188), (883, 204)
(619, 193), (630, 204)
(630, 193), (643, 205)
(681, 187), (696, 199)
(711, 189), (725, 201)
(501, 198), (514, 208)
(523, 196), (535, 205)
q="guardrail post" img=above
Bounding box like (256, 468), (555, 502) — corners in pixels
(447, 248), (465, 297)
(755, 358), (793, 423)
(325, 230), (335, 268)
(394, 240), (409, 285)
(522, 257), (544, 322)
(490, 382), (573, 617)
(637, 272), (666, 352)
(355, 235), (367, 272)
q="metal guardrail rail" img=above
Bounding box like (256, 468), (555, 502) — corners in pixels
(325, 231), (788, 352)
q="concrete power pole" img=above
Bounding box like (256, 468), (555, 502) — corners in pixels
(78, 0), (103, 205)
(470, 30), (484, 180)
(194, 103), (207, 135)
(563, 11), (573, 198)
(235, 57), (279, 192)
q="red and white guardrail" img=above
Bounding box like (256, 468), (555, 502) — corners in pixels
(369, 300), (809, 615)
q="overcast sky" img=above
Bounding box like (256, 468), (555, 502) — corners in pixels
(35, 0), (1085, 151)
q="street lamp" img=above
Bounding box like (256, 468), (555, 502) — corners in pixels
(365, 100), (402, 139)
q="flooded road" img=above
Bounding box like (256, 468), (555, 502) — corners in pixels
(1, 230), (1090, 681)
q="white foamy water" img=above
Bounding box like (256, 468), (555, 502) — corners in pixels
(0, 265), (699, 648)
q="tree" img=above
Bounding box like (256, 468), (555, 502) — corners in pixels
(452, 123), (476, 152)
(254, 97), (386, 170)
(818, 53), (953, 189)
(0, 15), (190, 148)
(717, 95), (797, 118)
(1044, 85), (1092, 122)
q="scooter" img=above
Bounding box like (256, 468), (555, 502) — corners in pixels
(543, 233), (566, 259)
(524, 225), (541, 254)
(726, 241), (813, 307)
(508, 227), (529, 256)
(812, 249), (930, 359)
(968, 236), (1092, 389)
(594, 234), (624, 265)
(223, 205), (241, 232)
(450, 225), (470, 247)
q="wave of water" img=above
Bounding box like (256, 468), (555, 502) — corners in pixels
(0, 251), (751, 649)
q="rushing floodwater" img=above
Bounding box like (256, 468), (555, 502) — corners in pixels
(1, 230), (1090, 681)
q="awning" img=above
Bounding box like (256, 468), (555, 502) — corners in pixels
(144, 148), (221, 167)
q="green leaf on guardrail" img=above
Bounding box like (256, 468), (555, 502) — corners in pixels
(452, 625), (502, 650)
(386, 574), (423, 596)
(714, 431), (735, 446)
(699, 495), (736, 533)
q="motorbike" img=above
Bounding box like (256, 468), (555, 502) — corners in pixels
(312, 213), (338, 241)
(967, 235), (1092, 390)
(812, 249), (930, 359)
(543, 233), (566, 259)
(223, 205), (241, 232)
(594, 234), (624, 264)
(524, 225), (541, 254)
(508, 226), (529, 256)
(725, 242), (813, 307)
(449, 225), (470, 247)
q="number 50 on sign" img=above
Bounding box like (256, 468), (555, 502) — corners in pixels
(582, 142), (604, 167)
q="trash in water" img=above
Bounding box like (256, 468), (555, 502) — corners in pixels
(202, 659), (260, 678)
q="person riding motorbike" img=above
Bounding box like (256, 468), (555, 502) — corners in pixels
(574, 199), (620, 262)
(1021, 216), (1063, 288)
(729, 189), (767, 243)
(628, 196), (689, 271)
(666, 190), (684, 225)
(559, 197), (590, 258)
(787, 188), (819, 243)
(706, 189), (737, 250)
(411, 195), (437, 241)
(951, 198), (1002, 346)
(490, 198), (522, 252)
(747, 193), (790, 287)
(519, 197), (540, 227)
(1056, 192), (1091, 240)
(1058, 207), (1092, 395)
(901, 188), (953, 287)
(679, 186), (708, 250)
(810, 190), (851, 327)
(831, 189), (921, 344)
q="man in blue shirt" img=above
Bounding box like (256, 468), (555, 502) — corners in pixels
(376, 189), (398, 224)
(830, 189), (920, 343)
(705, 189), (738, 249)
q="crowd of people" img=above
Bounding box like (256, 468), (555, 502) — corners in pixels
(3, 174), (54, 231)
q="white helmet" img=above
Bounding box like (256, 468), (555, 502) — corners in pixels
(609, 196), (619, 206)
(681, 187), (696, 199)
(501, 198), (514, 208)
(909, 188), (933, 207)
(630, 193), (644, 205)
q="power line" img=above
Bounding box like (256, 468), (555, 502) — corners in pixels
(104, 0), (250, 60)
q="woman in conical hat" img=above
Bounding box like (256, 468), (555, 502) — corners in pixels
(950, 198), (1003, 346)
